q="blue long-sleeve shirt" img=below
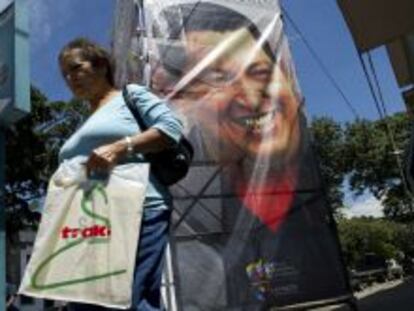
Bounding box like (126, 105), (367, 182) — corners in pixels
(59, 84), (184, 208)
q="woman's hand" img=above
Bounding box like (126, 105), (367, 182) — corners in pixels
(86, 140), (127, 176)
(85, 129), (171, 176)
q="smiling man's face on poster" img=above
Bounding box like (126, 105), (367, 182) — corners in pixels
(150, 2), (303, 174)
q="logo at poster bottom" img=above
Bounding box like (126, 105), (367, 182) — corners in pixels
(246, 259), (276, 301)
(246, 258), (299, 302)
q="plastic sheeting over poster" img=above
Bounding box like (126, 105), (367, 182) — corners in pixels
(116, 0), (351, 309)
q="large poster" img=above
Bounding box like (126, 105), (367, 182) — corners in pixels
(118, 0), (351, 309)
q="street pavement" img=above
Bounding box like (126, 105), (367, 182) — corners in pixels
(314, 277), (414, 311)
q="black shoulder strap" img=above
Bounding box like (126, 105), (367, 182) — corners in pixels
(122, 86), (148, 131)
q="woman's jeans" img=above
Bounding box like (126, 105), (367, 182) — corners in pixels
(68, 208), (171, 311)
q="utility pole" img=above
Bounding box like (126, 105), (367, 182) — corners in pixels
(0, 0), (30, 309)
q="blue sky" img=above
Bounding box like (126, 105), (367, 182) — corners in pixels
(30, 0), (115, 100)
(30, 0), (406, 123)
(282, 0), (405, 122)
(30, 0), (404, 217)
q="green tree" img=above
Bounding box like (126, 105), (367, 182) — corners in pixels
(393, 222), (414, 259)
(5, 86), (87, 238)
(5, 87), (51, 236)
(337, 217), (401, 267)
(310, 113), (414, 221)
(311, 117), (347, 211)
(344, 113), (413, 221)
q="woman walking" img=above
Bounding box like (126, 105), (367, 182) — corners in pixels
(58, 37), (183, 310)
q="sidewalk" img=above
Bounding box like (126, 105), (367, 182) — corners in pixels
(313, 277), (410, 311)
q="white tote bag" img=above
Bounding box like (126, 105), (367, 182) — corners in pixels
(19, 159), (149, 309)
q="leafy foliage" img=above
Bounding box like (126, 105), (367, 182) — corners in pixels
(310, 113), (413, 221)
(344, 113), (413, 221)
(338, 217), (410, 267)
(5, 86), (87, 240)
(311, 117), (346, 210)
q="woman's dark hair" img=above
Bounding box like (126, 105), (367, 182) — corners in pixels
(58, 37), (115, 86)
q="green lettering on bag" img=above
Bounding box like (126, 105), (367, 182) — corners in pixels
(30, 182), (127, 290)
